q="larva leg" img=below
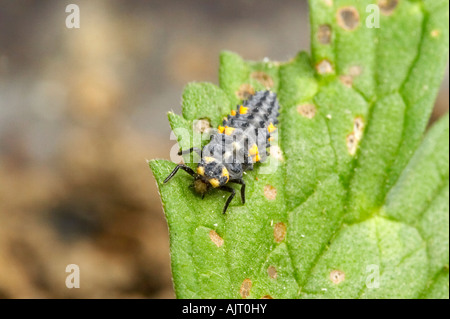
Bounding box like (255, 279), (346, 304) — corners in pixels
(230, 179), (246, 204)
(163, 164), (196, 183)
(220, 186), (236, 214)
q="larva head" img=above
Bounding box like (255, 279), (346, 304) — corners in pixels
(193, 176), (210, 196)
(195, 156), (229, 193)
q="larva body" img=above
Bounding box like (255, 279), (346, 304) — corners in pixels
(164, 90), (280, 213)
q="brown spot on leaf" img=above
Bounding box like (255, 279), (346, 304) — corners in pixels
(240, 278), (252, 298)
(348, 65), (362, 77)
(194, 118), (211, 134)
(346, 117), (364, 156)
(346, 132), (357, 156)
(340, 65), (362, 88)
(353, 116), (365, 140)
(330, 270), (345, 284)
(339, 75), (353, 87)
(261, 295), (273, 299)
(378, 0), (399, 15)
(273, 222), (286, 243)
(316, 59), (334, 75)
(267, 266), (277, 279)
(250, 71), (274, 89)
(209, 230), (224, 247)
(431, 29), (440, 38)
(269, 145), (284, 162)
(318, 24), (332, 44)
(235, 84), (255, 100)
(264, 185), (277, 200)
(337, 6), (360, 31)
(297, 103), (317, 119)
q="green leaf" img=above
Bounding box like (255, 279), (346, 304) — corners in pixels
(150, 0), (449, 299)
(181, 82), (232, 126)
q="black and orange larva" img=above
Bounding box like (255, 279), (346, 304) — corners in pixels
(164, 90), (280, 214)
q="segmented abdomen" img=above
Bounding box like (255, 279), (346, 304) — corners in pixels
(201, 90), (280, 180)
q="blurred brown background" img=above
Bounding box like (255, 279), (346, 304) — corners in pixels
(0, 0), (448, 299)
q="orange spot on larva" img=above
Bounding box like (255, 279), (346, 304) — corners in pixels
(249, 144), (259, 156)
(267, 123), (277, 133)
(224, 126), (235, 135)
(239, 105), (249, 115)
